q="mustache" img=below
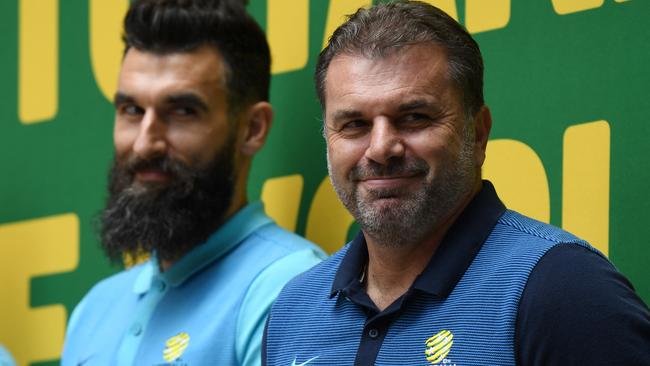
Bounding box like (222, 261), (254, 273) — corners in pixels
(349, 158), (429, 181)
(108, 155), (198, 197)
(124, 156), (184, 177)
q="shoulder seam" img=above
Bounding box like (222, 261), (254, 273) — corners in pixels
(249, 227), (313, 254)
(497, 213), (581, 245)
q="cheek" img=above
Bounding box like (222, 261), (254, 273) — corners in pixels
(408, 138), (456, 176)
(474, 142), (487, 167)
(113, 123), (137, 158)
(327, 139), (363, 175)
(167, 129), (222, 165)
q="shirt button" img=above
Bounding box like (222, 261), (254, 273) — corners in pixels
(368, 328), (379, 339)
(130, 323), (142, 336)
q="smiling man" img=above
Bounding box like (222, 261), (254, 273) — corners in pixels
(263, 2), (650, 365)
(61, 1), (324, 365)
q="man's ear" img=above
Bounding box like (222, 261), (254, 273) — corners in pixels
(473, 105), (492, 167)
(240, 101), (273, 157)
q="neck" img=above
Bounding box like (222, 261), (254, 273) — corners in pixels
(364, 227), (446, 311)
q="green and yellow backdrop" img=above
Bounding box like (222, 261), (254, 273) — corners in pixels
(1, 0), (648, 364)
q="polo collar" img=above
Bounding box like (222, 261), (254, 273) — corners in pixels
(330, 180), (505, 298)
(330, 232), (368, 298)
(133, 201), (272, 294)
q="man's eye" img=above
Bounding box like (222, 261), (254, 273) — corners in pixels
(402, 113), (431, 123)
(341, 120), (369, 130)
(120, 104), (144, 116)
(173, 106), (197, 117)
(398, 113), (435, 129)
(331, 120), (370, 138)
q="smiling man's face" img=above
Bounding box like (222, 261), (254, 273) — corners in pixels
(324, 44), (483, 247)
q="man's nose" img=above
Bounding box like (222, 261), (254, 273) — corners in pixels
(132, 110), (168, 159)
(364, 118), (405, 165)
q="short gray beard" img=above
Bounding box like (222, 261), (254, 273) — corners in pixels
(328, 126), (477, 248)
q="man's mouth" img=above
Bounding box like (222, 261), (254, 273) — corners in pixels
(134, 169), (174, 184)
(361, 174), (419, 188)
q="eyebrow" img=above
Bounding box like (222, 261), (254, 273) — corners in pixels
(112, 92), (210, 113)
(165, 93), (209, 113)
(113, 92), (134, 108)
(329, 100), (441, 122)
(397, 100), (437, 112)
(330, 109), (364, 122)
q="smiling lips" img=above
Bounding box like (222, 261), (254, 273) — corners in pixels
(359, 174), (423, 190)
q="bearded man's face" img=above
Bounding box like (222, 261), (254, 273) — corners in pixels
(103, 47), (239, 264)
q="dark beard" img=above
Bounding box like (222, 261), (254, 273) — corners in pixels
(99, 143), (235, 264)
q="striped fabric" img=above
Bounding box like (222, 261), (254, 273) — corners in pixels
(265, 210), (600, 366)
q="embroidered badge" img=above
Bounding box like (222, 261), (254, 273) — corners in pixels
(163, 332), (190, 362)
(424, 330), (453, 365)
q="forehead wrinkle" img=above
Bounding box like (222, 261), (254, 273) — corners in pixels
(330, 63), (447, 100)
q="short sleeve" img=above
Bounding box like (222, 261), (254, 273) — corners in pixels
(0, 345), (16, 366)
(235, 248), (325, 366)
(516, 244), (650, 365)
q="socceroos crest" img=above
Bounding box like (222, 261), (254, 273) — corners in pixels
(163, 332), (190, 363)
(424, 330), (454, 365)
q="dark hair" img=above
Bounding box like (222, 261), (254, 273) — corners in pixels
(123, 0), (270, 115)
(315, 0), (484, 116)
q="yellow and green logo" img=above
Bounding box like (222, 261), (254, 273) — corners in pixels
(424, 330), (454, 365)
(163, 332), (190, 362)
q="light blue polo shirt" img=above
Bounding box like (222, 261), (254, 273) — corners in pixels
(62, 202), (325, 366)
(0, 346), (16, 366)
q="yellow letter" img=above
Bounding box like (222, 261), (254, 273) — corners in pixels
(322, 0), (372, 49)
(19, 0), (58, 124)
(483, 139), (550, 223)
(421, 0), (458, 20)
(562, 121), (610, 256)
(551, 0), (604, 15)
(305, 176), (355, 254)
(0, 214), (79, 365)
(261, 175), (304, 232)
(465, 0), (510, 34)
(267, 0), (309, 74)
(90, 0), (129, 102)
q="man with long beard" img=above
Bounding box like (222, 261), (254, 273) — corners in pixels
(61, 1), (324, 365)
(263, 2), (650, 365)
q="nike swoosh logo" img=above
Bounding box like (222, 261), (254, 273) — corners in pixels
(291, 355), (319, 366)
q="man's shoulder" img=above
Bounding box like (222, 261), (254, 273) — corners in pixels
(224, 222), (328, 293)
(250, 222), (323, 254)
(82, 261), (148, 300)
(69, 262), (149, 326)
(480, 209), (609, 273)
(64, 261), (150, 348)
(496, 210), (582, 243)
(274, 244), (348, 299)
(516, 244), (650, 364)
